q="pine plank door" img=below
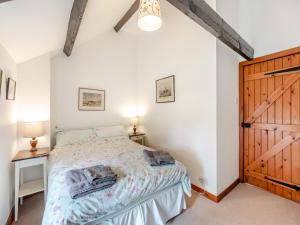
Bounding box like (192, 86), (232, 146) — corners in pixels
(240, 49), (300, 203)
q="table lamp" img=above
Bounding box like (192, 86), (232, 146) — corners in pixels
(131, 117), (139, 134)
(23, 122), (45, 152)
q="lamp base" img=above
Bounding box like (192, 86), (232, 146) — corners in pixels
(133, 125), (137, 134)
(30, 138), (38, 152)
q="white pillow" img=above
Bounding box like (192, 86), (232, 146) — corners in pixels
(56, 128), (96, 146)
(94, 125), (126, 138)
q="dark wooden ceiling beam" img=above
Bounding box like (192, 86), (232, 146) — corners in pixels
(63, 0), (88, 56)
(0, 0), (12, 3)
(166, 0), (254, 60)
(114, 0), (139, 32)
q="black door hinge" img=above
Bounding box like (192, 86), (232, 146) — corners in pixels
(265, 177), (300, 192)
(241, 122), (251, 128)
(265, 65), (300, 76)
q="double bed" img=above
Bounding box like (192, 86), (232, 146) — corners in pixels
(42, 127), (191, 225)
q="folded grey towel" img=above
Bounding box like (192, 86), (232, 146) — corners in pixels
(83, 165), (117, 185)
(153, 151), (175, 164)
(143, 149), (175, 166)
(66, 168), (117, 199)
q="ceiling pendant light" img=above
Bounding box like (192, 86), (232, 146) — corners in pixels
(138, 0), (162, 32)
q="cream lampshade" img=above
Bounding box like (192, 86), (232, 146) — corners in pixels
(23, 122), (45, 152)
(131, 117), (139, 134)
(138, 0), (162, 31)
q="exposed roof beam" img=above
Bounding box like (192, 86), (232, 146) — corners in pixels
(166, 0), (254, 60)
(63, 0), (88, 56)
(0, 0), (12, 3)
(114, 0), (139, 32)
(114, 0), (254, 60)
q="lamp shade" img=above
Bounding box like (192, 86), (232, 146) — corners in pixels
(131, 117), (139, 126)
(23, 122), (45, 138)
(138, 0), (162, 31)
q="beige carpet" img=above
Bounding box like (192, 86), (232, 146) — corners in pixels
(13, 183), (300, 225)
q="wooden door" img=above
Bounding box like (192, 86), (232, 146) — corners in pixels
(240, 47), (300, 203)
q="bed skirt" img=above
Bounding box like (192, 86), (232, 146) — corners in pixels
(86, 182), (187, 225)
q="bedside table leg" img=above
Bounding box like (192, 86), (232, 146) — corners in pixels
(14, 163), (19, 221)
(20, 168), (23, 205)
(43, 161), (47, 204)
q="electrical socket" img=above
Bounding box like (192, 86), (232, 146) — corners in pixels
(198, 176), (207, 187)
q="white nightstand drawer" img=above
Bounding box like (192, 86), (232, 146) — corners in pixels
(129, 133), (146, 145)
(131, 136), (143, 141)
(17, 156), (46, 168)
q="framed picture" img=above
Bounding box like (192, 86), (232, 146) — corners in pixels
(0, 70), (2, 96)
(78, 88), (105, 111)
(6, 77), (16, 100)
(156, 75), (175, 103)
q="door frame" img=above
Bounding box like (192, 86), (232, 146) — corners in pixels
(239, 46), (300, 182)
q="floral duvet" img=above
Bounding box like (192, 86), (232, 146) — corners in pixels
(42, 136), (191, 225)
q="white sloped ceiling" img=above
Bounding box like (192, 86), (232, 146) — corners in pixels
(0, 0), (136, 63)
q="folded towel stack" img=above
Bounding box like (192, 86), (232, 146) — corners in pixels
(143, 149), (175, 166)
(83, 165), (117, 185)
(66, 165), (117, 199)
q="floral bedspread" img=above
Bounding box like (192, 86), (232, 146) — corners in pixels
(42, 136), (191, 225)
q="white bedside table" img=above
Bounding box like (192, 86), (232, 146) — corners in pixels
(12, 148), (49, 222)
(129, 133), (146, 145)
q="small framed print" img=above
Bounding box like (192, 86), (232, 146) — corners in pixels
(78, 88), (105, 111)
(6, 77), (16, 100)
(156, 75), (175, 103)
(0, 70), (2, 96)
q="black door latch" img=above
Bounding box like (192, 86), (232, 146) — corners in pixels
(241, 122), (251, 128)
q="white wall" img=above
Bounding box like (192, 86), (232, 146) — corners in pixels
(49, 0), (219, 196)
(0, 44), (18, 225)
(51, 31), (138, 142)
(136, 0), (218, 195)
(216, 41), (240, 194)
(216, 0), (240, 194)
(239, 0), (300, 58)
(17, 53), (51, 182)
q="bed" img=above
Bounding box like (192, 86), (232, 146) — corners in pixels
(42, 126), (191, 225)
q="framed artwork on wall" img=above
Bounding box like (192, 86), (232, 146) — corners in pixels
(6, 77), (16, 100)
(156, 75), (175, 103)
(0, 70), (2, 97)
(78, 88), (105, 111)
